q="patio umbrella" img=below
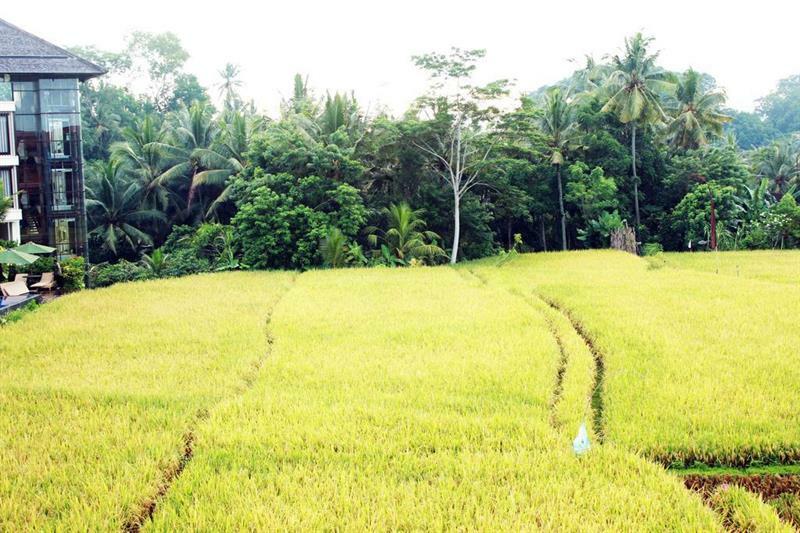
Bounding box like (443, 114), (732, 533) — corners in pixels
(14, 241), (56, 255)
(0, 248), (39, 266)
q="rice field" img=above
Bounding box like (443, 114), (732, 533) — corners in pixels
(661, 250), (800, 285)
(468, 251), (800, 467)
(148, 268), (717, 530)
(0, 272), (295, 530)
(2, 252), (798, 529)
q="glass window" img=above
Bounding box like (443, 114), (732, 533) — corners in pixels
(13, 89), (39, 115)
(0, 82), (11, 102)
(51, 167), (74, 211)
(46, 115), (78, 159)
(39, 79), (78, 90)
(41, 90), (79, 113)
(0, 169), (11, 198)
(0, 114), (9, 155)
(54, 218), (77, 259)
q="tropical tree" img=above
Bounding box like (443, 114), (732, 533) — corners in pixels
(111, 116), (175, 212)
(191, 112), (265, 219)
(602, 33), (674, 233)
(217, 63), (243, 114)
(667, 69), (730, 150)
(365, 202), (445, 264)
(85, 160), (167, 257)
(412, 48), (508, 263)
(320, 227), (347, 268)
(157, 101), (218, 214)
(540, 87), (578, 249)
(754, 139), (799, 196)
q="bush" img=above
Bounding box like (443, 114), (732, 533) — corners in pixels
(89, 260), (152, 288)
(19, 257), (57, 275)
(0, 301), (39, 326)
(59, 257), (86, 292)
(642, 243), (664, 256)
(161, 248), (211, 278)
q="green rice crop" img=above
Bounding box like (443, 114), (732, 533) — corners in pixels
(662, 250), (800, 285)
(149, 268), (718, 530)
(0, 272), (294, 530)
(469, 251), (800, 467)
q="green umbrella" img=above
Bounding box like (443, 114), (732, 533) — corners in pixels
(14, 241), (56, 254)
(0, 248), (39, 266)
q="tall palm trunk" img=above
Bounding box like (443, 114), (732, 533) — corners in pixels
(540, 216), (547, 252)
(631, 123), (641, 234)
(556, 163), (567, 250)
(450, 190), (460, 264)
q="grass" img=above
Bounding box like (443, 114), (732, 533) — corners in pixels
(0, 272), (294, 530)
(148, 268), (719, 530)
(661, 250), (800, 285)
(468, 251), (800, 467)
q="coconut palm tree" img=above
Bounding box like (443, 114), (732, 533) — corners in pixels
(217, 63), (243, 114)
(190, 112), (265, 219)
(540, 87), (578, 250)
(156, 101), (219, 215)
(85, 160), (166, 257)
(111, 116), (175, 212)
(667, 69), (731, 150)
(755, 139), (799, 197)
(365, 202), (445, 264)
(602, 33), (674, 233)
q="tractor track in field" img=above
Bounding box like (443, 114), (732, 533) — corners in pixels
(461, 265), (800, 530)
(121, 275), (298, 532)
(535, 294), (606, 443)
(459, 267), (603, 437)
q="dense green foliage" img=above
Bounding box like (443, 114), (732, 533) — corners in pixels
(75, 32), (800, 283)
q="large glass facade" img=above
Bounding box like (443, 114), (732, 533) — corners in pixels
(12, 78), (87, 258)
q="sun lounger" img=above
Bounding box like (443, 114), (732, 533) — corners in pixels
(31, 272), (56, 290)
(13, 274), (28, 284)
(0, 281), (30, 297)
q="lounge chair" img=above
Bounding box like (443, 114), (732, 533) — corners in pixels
(0, 281), (30, 297)
(31, 272), (56, 291)
(13, 274), (28, 284)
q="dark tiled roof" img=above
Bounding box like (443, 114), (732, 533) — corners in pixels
(0, 18), (105, 79)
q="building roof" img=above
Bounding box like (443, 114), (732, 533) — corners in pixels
(0, 18), (105, 80)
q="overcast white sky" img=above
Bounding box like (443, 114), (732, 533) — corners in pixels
(4, 0), (799, 115)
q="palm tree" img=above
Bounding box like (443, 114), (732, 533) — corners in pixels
(157, 102), (218, 214)
(320, 227), (347, 268)
(668, 69), (730, 150)
(755, 140), (799, 197)
(540, 87), (578, 250)
(217, 63), (243, 114)
(111, 116), (175, 212)
(365, 202), (445, 264)
(602, 33), (674, 233)
(85, 160), (166, 257)
(191, 112), (265, 219)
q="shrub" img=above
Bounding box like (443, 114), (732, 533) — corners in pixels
(19, 257), (57, 275)
(161, 249), (211, 278)
(642, 243), (664, 256)
(59, 257), (86, 292)
(0, 301), (38, 327)
(89, 260), (152, 288)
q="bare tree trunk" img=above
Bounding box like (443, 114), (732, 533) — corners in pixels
(557, 163), (567, 251)
(540, 216), (547, 252)
(631, 123), (640, 235)
(451, 191), (460, 264)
